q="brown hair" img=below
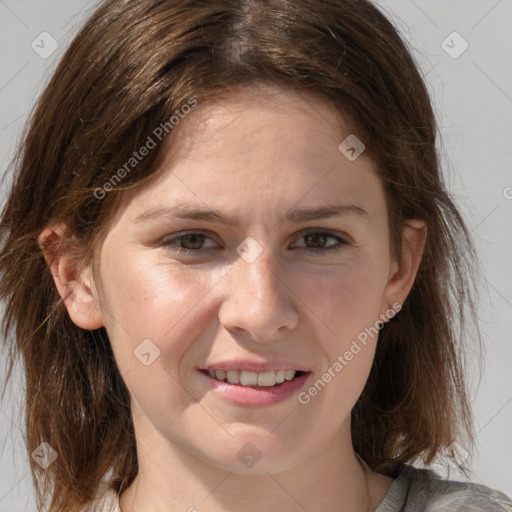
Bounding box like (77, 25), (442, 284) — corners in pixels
(0, 0), (483, 511)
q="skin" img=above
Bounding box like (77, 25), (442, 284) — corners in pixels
(39, 84), (427, 512)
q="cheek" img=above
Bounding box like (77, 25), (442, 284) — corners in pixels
(294, 255), (388, 344)
(297, 266), (383, 413)
(99, 254), (226, 422)
(99, 250), (224, 372)
(292, 252), (389, 402)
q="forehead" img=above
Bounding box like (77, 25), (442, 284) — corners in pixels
(163, 85), (350, 163)
(116, 86), (386, 228)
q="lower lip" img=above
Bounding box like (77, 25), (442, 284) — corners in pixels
(198, 370), (311, 406)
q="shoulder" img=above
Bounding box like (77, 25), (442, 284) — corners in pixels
(400, 465), (512, 511)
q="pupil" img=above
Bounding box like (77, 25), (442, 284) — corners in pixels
(305, 233), (326, 248)
(183, 234), (204, 250)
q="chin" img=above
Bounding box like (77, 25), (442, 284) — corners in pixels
(199, 437), (304, 475)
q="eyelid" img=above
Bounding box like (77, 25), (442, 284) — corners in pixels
(292, 228), (350, 245)
(160, 230), (219, 249)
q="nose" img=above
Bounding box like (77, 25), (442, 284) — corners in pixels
(217, 242), (299, 343)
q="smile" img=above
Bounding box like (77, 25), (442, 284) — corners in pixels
(199, 369), (311, 406)
(205, 369), (304, 387)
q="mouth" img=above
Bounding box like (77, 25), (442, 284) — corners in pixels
(198, 368), (311, 406)
(200, 369), (307, 387)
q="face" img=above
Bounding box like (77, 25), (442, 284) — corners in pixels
(50, 84), (423, 475)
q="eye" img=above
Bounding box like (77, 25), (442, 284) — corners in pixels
(161, 231), (218, 255)
(160, 229), (349, 257)
(291, 229), (349, 253)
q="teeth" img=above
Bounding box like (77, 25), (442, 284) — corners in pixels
(226, 370), (240, 384)
(206, 369), (299, 386)
(284, 369), (295, 381)
(258, 371), (275, 386)
(240, 370), (258, 386)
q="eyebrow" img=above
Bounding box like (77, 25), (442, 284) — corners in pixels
(134, 202), (370, 225)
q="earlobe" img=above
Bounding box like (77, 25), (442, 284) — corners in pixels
(381, 219), (427, 315)
(38, 224), (104, 330)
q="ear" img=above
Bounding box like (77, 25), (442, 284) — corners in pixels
(380, 219), (427, 316)
(38, 223), (104, 330)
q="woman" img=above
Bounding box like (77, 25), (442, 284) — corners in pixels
(1, 0), (511, 511)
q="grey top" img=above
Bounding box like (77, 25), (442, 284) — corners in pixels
(374, 465), (512, 511)
(90, 465), (512, 511)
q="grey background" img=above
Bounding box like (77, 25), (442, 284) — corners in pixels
(0, 1), (511, 510)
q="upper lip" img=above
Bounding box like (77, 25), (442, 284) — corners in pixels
(200, 360), (310, 372)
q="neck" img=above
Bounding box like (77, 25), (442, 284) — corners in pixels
(118, 412), (387, 512)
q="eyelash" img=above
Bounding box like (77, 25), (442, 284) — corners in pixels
(160, 229), (349, 256)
